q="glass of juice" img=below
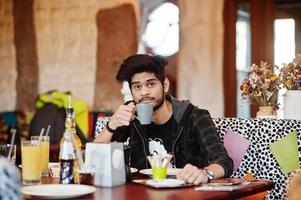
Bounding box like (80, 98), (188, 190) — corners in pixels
(31, 136), (50, 177)
(152, 167), (167, 180)
(21, 140), (42, 185)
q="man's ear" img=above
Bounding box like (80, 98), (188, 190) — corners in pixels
(163, 78), (170, 93)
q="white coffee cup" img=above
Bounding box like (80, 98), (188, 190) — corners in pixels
(136, 103), (153, 125)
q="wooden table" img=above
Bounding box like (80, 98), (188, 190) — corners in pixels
(24, 177), (275, 200)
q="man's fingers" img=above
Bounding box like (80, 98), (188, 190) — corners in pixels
(194, 174), (204, 185)
(183, 169), (193, 180)
(177, 164), (194, 181)
(176, 164), (207, 185)
(183, 165), (198, 182)
(121, 104), (136, 113)
(110, 104), (136, 128)
(187, 170), (200, 184)
(115, 111), (134, 121)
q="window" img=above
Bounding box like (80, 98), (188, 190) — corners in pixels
(142, 3), (179, 56)
(274, 18), (295, 118)
(236, 10), (251, 118)
(274, 19), (295, 66)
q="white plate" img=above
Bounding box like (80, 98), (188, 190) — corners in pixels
(21, 184), (96, 199)
(130, 167), (138, 173)
(145, 179), (185, 188)
(139, 168), (182, 176)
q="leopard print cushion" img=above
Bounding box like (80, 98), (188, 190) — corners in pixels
(213, 118), (301, 200)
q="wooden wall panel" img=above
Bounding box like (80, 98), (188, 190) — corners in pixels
(13, 0), (39, 111)
(250, 0), (274, 116)
(223, 0), (237, 117)
(94, 4), (138, 111)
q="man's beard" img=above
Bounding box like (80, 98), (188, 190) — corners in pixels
(153, 92), (165, 111)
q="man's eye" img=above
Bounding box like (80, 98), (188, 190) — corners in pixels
(148, 82), (156, 87)
(133, 85), (141, 90)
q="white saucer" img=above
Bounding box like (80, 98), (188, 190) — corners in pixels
(22, 184), (96, 199)
(146, 179), (185, 188)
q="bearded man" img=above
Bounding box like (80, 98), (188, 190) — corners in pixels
(94, 54), (233, 185)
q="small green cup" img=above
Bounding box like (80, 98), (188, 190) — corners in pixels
(152, 167), (167, 180)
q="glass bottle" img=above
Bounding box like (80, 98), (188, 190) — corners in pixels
(65, 96), (82, 150)
(59, 95), (82, 183)
(59, 128), (75, 184)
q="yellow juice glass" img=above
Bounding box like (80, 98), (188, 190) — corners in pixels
(21, 140), (42, 185)
(31, 136), (50, 176)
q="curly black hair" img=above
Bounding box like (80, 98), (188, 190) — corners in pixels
(116, 54), (168, 85)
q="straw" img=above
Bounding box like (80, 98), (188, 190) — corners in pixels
(147, 155), (154, 168)
(157, 153), (162, 167)
(162, 153), (173, 168)
(45, 125), (51, 137)
(38, 128), (45, 142)
(7, 128), (16, 161)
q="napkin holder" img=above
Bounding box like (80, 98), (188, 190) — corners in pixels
(85, 142), (126, 187)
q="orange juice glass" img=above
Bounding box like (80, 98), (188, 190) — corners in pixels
(21, 140), (42, 185)
(31, 136), (50, 176)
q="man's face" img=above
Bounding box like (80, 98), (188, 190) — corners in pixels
(131, 72), (169, 111)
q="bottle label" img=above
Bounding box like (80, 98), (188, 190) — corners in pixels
(60, 159), (75, 184)
(60, 139), (76, 160)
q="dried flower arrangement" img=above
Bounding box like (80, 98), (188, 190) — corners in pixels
(240, 61), (281, 109)
(279, 54), (301, 90)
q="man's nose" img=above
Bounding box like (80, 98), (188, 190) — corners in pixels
(140, 86), (150, 96)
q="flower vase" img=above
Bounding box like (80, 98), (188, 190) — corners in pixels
(256, 106), (277, 119)
(284, 90), (301, 120)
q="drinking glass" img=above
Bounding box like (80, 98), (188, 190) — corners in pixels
(21, 140), (42, 185)
(79, 166), (94, 185)
(31, 136), (50, 176)
(79, 150), (95, 185)
(0, 144), (16, 164)
(152, 167), (167, 180)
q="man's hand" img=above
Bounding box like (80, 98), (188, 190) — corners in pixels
(108, 102), (136, 130)
(94, 102), (136, 143)
(176, 164), (208, 185)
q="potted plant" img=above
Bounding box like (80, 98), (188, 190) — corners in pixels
(279, 54), (301, 120)
(240, 61), (281, 118)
